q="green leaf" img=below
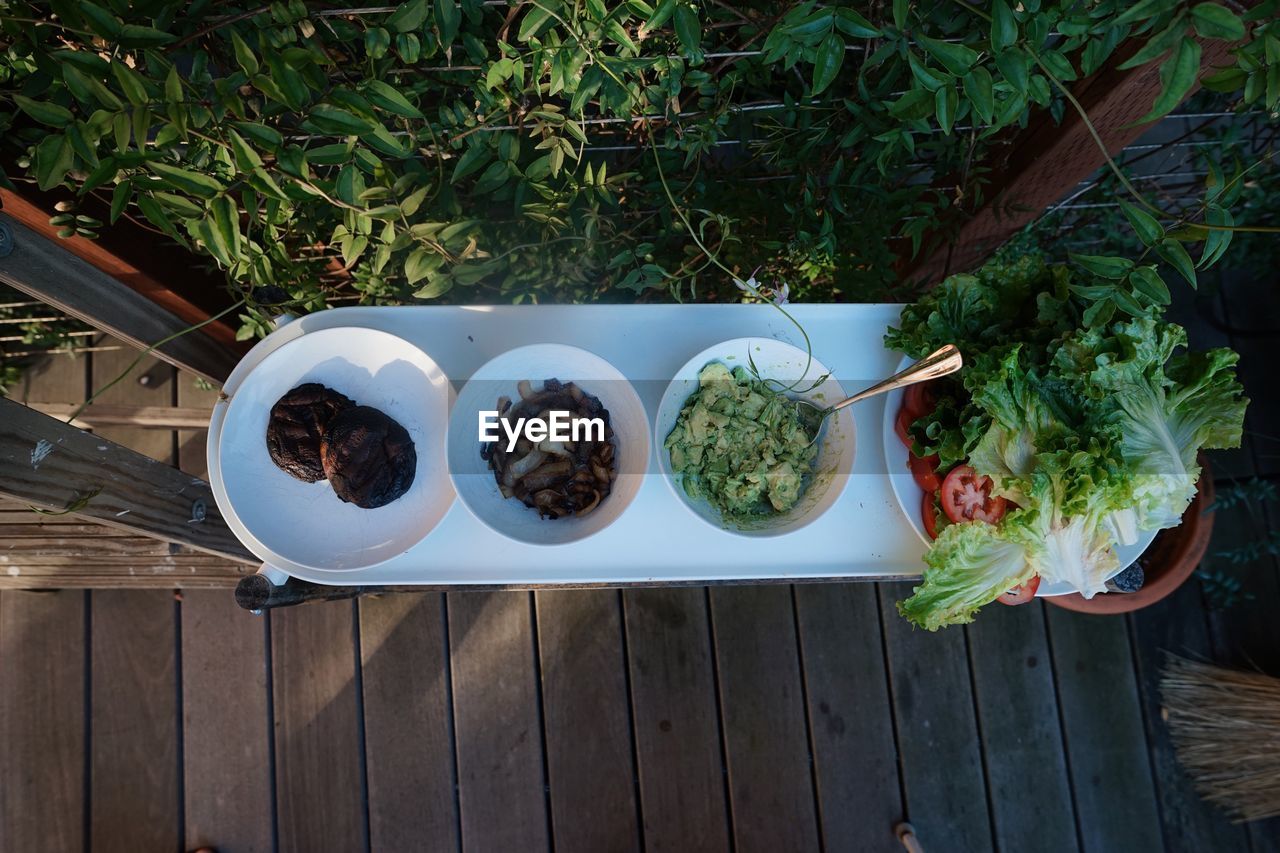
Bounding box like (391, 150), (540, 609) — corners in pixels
(1037, 50), (1077, 82)
(14, 95), (73, 128)
(109, 179), (131, 224)
(518, 3), (557, 41)
(1134, 38), (1201, 124)
(309, 105), (375, 134)
(991, 0), (1017, 51)
(136, 193), (180, 240)
(964, 67), (994, 124)
(1155, 237), (1197, 287)
(1190, 3), (1245, 40)
(916, 34), (978, 76)
(211, 195), (242, 261)
(413, 275), (453, 299)
(405, 247), (433, 284)
(435, 0), (461, 44)
(233, 121), (283, 150)
(365, 27), (392, 59)
(1128, 266), (1171, 304)
(908, 51), (947, 90)
(995, 48), (1030, 93)
(386, 0), (430, 33)
(34, 135), (74, 191)
(1117, 17), (1186, 70)
(674, 4), (701, 58)
(1115, 0), (1178, 25)
(1201, 66), (1247, 92)
(148, 162), (224, 198)
(111, 62), (149, 105)
(112, 112), (131, 150)
(892, 0), (908, 29)
(80, 159), (117, 195)
(812, 32), (845, 94)
(1070, 253), (1134, 279)
(833, 8), (879, 38)
(450, 144), (489, 183)
(230, 31), (260, 77)
(1199, 205), (1234, 268)
(78, 2), (122, 39)
(164, 66), (183, 106)
(365, 80), (424, 118)
(118, 24), (176, 47)
(888, 88), (934, 120)
(1119, 200), (1164, 245)
(228, 129), (265, 171)
(335, 164), (365, 204)
(645, 0), (677, 31)
(935, 84), (958, 133)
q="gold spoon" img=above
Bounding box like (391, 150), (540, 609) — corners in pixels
(792, 344), (963, 442)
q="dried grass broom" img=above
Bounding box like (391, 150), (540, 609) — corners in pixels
(1161, 654), (1280, 822)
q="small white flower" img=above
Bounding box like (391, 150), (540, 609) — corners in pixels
(773, 282), (790, 305)
(733, 275), (759, 294)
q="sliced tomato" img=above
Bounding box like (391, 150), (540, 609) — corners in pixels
(902, 382), (937, 420)
(997, 575), (1041, 606)
(939, 464), (1007, 525)
(922, 491), (941, 540)
(908, 453), (941, 493)
(895, 406), (916, 448)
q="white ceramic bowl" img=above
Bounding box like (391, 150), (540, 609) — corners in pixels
(215, 327), (454, 572)
(654, 337), (854, 537)
(447, 344), (648, 546)
(879, 354), (1155, 596)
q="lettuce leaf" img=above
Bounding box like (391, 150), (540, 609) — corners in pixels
(887, 253), (1247, 630)
(897, 519), (1035, 630)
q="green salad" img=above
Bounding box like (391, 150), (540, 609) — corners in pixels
(666, 362), (817, 519)
(888, 252), (1247, 630)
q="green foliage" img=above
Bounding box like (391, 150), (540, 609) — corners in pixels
(0, 0), (1264, 337)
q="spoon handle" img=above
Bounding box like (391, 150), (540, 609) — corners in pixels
(828, 344), (963, 413)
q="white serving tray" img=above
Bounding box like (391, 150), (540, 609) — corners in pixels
(207, 304), (928, 586)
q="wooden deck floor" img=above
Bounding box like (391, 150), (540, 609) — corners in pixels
(2, 275), (1279, 852)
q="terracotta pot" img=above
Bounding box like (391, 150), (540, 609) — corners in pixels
(1046, 458), (1215, 615)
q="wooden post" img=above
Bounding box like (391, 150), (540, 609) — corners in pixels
(0, 397), (254, 563)
(0, 188), (243, 348)
(902, 35), (1237, 285)
(0, 212), (239, 384)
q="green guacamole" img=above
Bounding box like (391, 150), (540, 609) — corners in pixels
(665, 362), (819, 519)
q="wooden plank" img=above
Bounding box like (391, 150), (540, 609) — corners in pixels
(623, 588), (731, 853)
(28, 402), (214, 429)
(182, 590), (274, 853)
(535, 589), (640, 853)
(903, 36), (1235, 284)
(1128, 579), (1251, 853)
(0, 188), (243, 348)
(359, 594), (460, 853)
(709, 585), (820, 853)
(272, 600), (368, 853)
(4, 536), (236, 557)
(178, 368), (221, 479)
(447, 591), (550, 852)
(0, 589), (86, 853)
(89, 590), (181, 853)
(966, 602), (1078, 853)
(878, 582), (992, 852)
(0, 398), (253, 561)
(1044, 606), (1164, 852)
(793, 583), (902, 853)
(0, 213), (239, 382)
(0, 562), (249, 588)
